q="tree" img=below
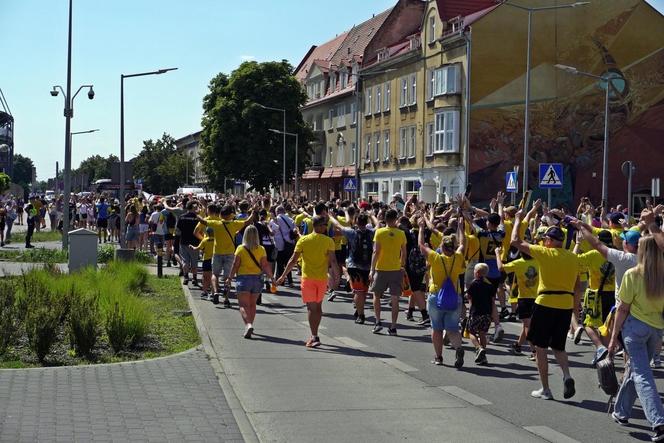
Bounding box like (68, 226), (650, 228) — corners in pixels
(74, 154), (119, 183)
(12, 154), (34, 186)
(132, 133), (192, 195)
(200, 61), (313, 192)
(0, 173), (10, 194)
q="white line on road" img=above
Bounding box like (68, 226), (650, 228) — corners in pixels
(380, 358), (419, 373)
(334, 337), (367, 349)
(300, 321), (326, 330)
(262, 294), (279, 304)
(524, 426), (580, 443)
(439, 386), (492, 406)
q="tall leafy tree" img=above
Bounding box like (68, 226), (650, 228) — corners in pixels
(74, 154), (119, 183)
(12, 154), (34, 186)
(132, 133), (192, 195)
(200, 61), (313, 192)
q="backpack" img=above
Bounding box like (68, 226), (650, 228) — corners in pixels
(435, 255), (459, 311)
(596, 358), (619, 397)
(351, 228), (373, 267)
(408, 247), (427, 275)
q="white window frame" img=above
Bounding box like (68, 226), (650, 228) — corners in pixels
(350, 102), (357, 125)
(365, 182), (379, 194)
(384, 82), (391, 111)
(350, 142), (356, 165)
(409, 73), (417, 105)
(364, 135), (372, 163)
(375, 85), (382, 114)
(433, 65), (461, 96)
(408, 126), (416, 158)
(365, 88), (372, 115)
(400, 77), (408, 108)
(373, 132), (381, 162)
(337, 141), (345, 166)
(330, 75), (336, 93)
(434, 110), (461, 153)
(399, 127), (407, 159)
(328, 146), (334, 166)
(428, 16), (436, 44)
(383, 130), (390, 161)
(340, 71), (348, 89)
(426, 69), (434, 101)
(405, 180), (417, 193)
(337, 104), (346, 128)
(426, 122), (434, 157)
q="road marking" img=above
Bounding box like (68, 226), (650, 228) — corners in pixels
(380, 358), (419, 373)
(300, 321), (326, 330)
(262, 294), (279, 303)
(524, 426), (580, 443)
(334, 337), (367, 349)
(439, 386), (492, 406)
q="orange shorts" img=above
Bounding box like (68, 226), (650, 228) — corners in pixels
(301, 278), (327, 303)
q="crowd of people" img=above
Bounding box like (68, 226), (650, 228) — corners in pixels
(19, 187), (664, 441)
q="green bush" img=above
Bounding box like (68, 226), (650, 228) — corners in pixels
(68, 288), (101, 358)
(106, 302), (129, 354)
(104, 261), (149, 293)
(0, 279), (22, 355)
(97, 245), (115, 263)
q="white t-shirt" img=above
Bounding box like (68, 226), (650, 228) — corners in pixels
(606, 248), (637, 290)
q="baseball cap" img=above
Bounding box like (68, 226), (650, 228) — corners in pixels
(597, 230), (613, 246)
(609, 212), (625, 224)
(544, 226), (565, 242)
(620, 229), (641, 246)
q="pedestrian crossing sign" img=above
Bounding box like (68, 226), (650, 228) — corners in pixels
(539, 163), (563, 189)
(343, 178), (357, 191)
(506, 171), (518, 192)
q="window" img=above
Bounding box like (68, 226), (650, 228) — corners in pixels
(375, 85), (382, 114)
(328, 108), (335, 129)
(433, 65), (460, 96)
(384, 82), (391, 111)
(337, 104), (346, 128)
(365, 88), (372, 115)
(350, 102), (357, 124)
(426, 122), (434, 156)
(434, 110), (460, 153)
(340, 71), (348, 89)
(426, 69), (434, 101)
(365, 135), (372, 163)
(365, 182), (379, 194)
(408, 126), (416, 158)
(400, 77), (408, 107)
(350, 142), (356, 165)
(399, 127), (407, 158)
(337, 142), (345, 166)
(383, 130), (390, 161)
(409, 74), (417, 105)
(449, 177), (461, 198)
(330, 75), (337, 93)
(428, 16), (436, 44)
(405, 180), (417, 193)
(328, 146), (333, 166)
(374, 132), (381, 162)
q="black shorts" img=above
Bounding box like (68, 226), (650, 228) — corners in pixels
(173, 235), (180, 254)
(527, 304), (573, 352)
(165, 233), (174, 241)
(406, 270), (426, 292)
(97, 218), (108, 228)
(517, 298), (535, 320)
(335, 246), (348, 267)
(202, 259), (212, 272)
(599, 291), (615, 323)
(347, 267), (370, 292)
(468, 314), (492, 335)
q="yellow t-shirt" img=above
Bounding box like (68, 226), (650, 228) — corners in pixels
(578, 249), (616, 292)
(429, 231), (443, 250)
(502, 219), (528, 260)
(294, 213), (308, 230)
(503, 258), (539, 299)
(465, 234), (480, 263)
(235, 245), (266, 276)
(207, 219), (245, 255)
(427, 250), (465, 294)
(198, 237), (215, 261)
(374, 227), (406, 272)
(333, 216), (350, 250)
(529, 245), (581, 310)
(295, 233), (335, 280)
(195, 215), (220, 239)
(619, 268), (664, 329)
(592, 226), (624, 251)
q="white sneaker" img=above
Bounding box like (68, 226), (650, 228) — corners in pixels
(531, 387), (553, 400)
(493, 325), (505, 343)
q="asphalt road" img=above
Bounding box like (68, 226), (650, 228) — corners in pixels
(216, 280), (662, 443)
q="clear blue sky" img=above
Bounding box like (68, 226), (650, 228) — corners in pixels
(1, 0), (663, 181)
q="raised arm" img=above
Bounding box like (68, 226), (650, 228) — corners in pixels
(276, 251), (301, 285)
(417, 217), (433, 256)
(510, 213), (531, 255)
(573, 220), (608, 259)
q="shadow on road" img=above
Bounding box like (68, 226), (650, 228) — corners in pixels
(250, 333), (394, 359)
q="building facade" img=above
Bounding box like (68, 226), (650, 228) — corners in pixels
(174, 131), (208, 187)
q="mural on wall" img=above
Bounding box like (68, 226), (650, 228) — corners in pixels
(468, 0), (664, 207)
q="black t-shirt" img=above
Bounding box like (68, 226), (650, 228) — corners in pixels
(467, 278), (495, 316)
(177, 212), (200, 246)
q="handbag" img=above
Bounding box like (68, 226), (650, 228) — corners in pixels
(582, 261), (613, 326)
(435, 255), (459, 311)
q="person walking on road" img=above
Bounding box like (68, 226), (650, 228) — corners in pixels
(24, 202), (36, 248)
(96, 197), (109, 244)
(177, 201), (202, 288)
(271, 206), (296, 287)
(369, 209), (407, 336)
(277, 215), (339, 348)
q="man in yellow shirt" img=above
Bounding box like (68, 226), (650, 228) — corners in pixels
(277, 215), (339, 348)
(370, 209), (407, 336)
(512, 212), (581, 401)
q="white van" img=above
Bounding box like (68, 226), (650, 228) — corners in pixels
(176, 187), (205, 196)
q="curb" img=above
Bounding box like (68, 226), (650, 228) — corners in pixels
(181, 283), (260, 443)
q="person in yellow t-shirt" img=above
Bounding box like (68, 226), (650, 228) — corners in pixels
(277, 215), (339, 348)
(511, 212), (581, 401)
(225, 225), (274, 339)
(189, 227), (215, 299)
(609, 236), (664, 434)
(418, 215), (466, 368)
(369, 209), (407, 336)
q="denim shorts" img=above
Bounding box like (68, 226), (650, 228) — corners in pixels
(236, 275), (262, 294)
(213, 254), (234, 278)
(427, 294), (461, 332)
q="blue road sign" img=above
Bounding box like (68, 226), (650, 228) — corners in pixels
(506, 171), (518, 192)
(539, 163), (563, 189)
(343, 178), (357, 192)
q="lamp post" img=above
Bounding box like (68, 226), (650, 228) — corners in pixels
(120, 68), (177, 248)
(555, 64), (622, 206)
(50, 0), (96, 250)
(503, 1), (589, 197)
(268, 128), (299, 196)
(258, 104), (287, 195)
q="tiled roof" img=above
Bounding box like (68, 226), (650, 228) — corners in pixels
(329, 8), (394, 69)
(294, 32), (348, 82)
(435, 0), (497, 21)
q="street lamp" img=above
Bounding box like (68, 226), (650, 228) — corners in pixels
(268, 128), (299, 196)
(503, 1), (589, 196)
(555, 63), (621, 206)
(257, 103), (287, 195)
(50, 0), (96, 250)
(120, 67), (177, 248)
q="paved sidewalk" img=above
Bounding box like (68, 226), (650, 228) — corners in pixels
(0, 349), (243, 442)
(185, 284), (546, 443)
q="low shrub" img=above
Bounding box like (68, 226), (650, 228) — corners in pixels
(68, 289), (101, 358)
(104, 261), (149, 293)
(106, 302), (129, 354)
(0, 279), (22, 355)
(97, 245), (115, 263)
